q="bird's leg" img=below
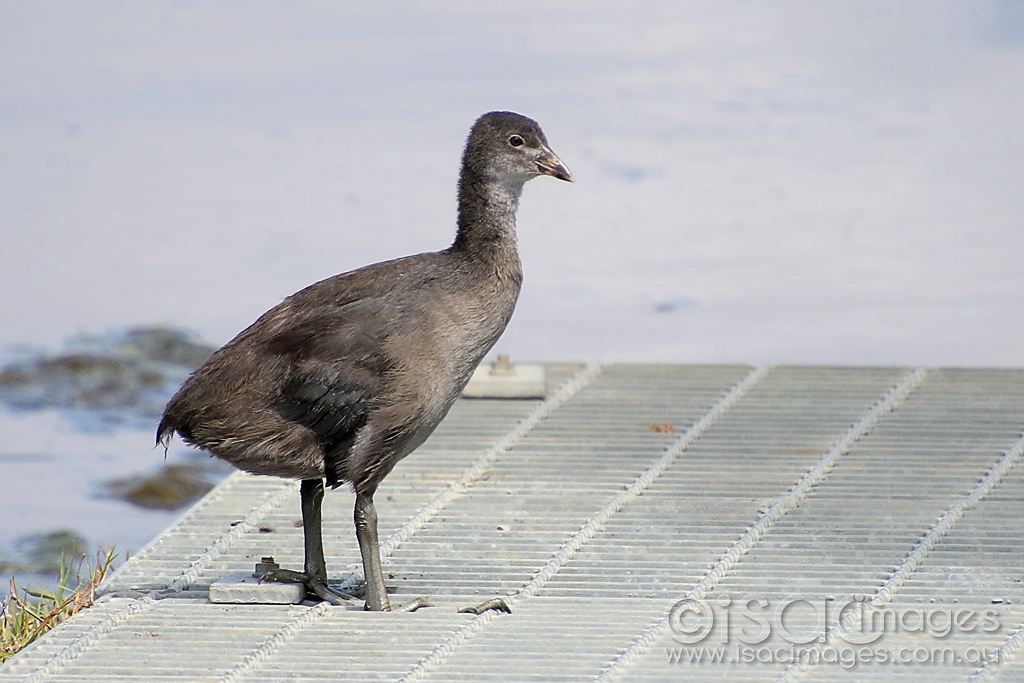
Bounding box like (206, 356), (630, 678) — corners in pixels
(300, 478), (333, 592)
(354, 490), (391, 611)
(353, 489), (432, 613)
(262, 478), (353, 605)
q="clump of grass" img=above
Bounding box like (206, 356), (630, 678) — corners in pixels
(1, 548), (117, 663)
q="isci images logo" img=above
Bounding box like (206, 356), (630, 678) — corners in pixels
(666, 594), (1003, 669)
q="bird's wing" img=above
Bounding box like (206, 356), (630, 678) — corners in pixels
(265, 298), (401, 486)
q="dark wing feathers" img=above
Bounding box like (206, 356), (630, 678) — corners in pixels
(275, 377), (373, 441)
(274, 374), (374, 487)
(267, 298), (401, 486)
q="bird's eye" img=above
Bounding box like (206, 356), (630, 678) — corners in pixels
(508, 135), (524, 147)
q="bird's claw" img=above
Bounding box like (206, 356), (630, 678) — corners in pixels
(458, 598), (512, 615)
(260, 569), (355, 606)
(392, 596), (433, 612)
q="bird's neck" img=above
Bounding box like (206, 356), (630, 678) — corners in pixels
(452, 167), (523, 266)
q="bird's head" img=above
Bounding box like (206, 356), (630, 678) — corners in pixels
(463, 111), (573, 186)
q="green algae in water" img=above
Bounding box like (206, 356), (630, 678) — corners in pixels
(103, 461), (227, 510)
(0, 327), (216, 429)
(0, 531), (90, 576)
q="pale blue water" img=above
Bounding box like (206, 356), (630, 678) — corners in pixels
(1, 1), (1022, 578)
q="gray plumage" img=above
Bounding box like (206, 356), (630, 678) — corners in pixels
(157, 111), (571, 611)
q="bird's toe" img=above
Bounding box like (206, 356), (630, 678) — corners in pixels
(392, 596), (432, 613)
(458, 597), (512, 615)
(260, 569), (356, 606)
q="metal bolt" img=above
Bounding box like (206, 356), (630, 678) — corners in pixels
(254, 556), (280, 577)
(490, 354), (515, 376)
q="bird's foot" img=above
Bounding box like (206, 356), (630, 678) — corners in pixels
(390, 596), (433, 613)
(458, 598), (512, 615)
(260, 568), (355, 606)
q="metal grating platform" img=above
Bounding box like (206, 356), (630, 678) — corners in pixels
(1, 364), (1022, 682)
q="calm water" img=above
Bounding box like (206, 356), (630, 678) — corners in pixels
(2, 2), (1023, 576)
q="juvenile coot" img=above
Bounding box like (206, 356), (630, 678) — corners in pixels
(157, 111), (572, 611)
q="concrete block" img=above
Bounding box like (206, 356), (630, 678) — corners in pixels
(463, 357), (546, 399)
(209, 571), (306, 604)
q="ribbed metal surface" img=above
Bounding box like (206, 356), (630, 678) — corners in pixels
(1, 365), (1021, 683)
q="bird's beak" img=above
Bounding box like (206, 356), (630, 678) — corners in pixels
(536, 146), (574, 182)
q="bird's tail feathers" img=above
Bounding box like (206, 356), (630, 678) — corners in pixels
(156, 418), (175, 458)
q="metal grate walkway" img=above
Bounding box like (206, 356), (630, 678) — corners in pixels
(2, 364), (1022, 682)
